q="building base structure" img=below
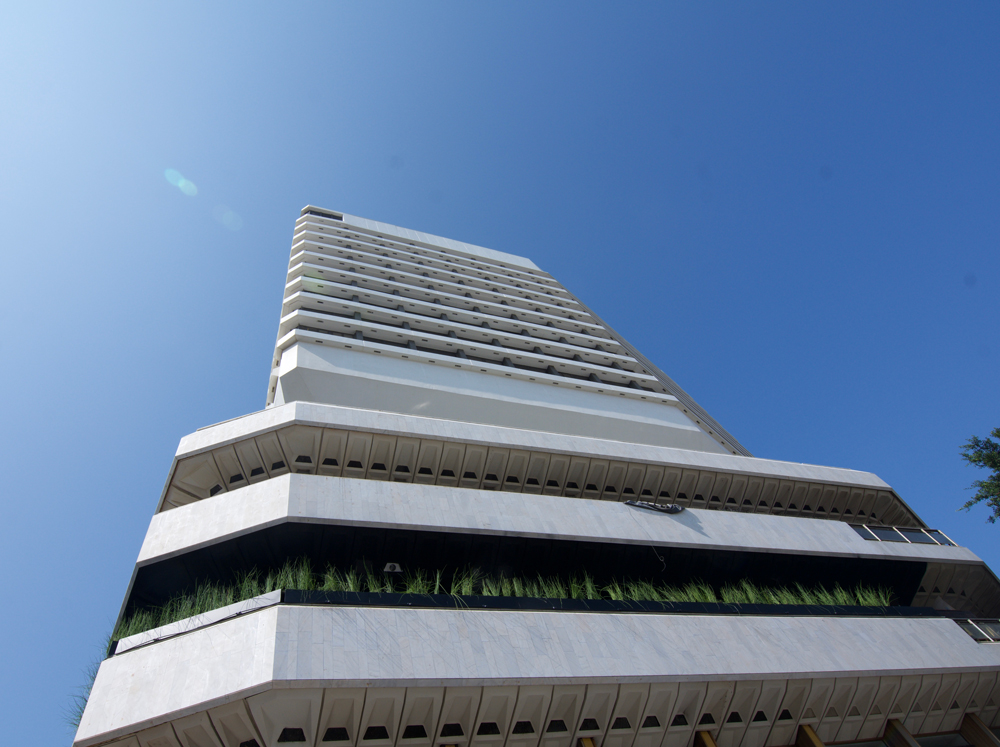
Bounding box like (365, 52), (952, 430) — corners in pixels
(76, 209), (1000, 747)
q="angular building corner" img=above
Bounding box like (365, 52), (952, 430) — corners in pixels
(75, 207), (1000, 747)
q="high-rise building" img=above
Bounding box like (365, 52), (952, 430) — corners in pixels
(75, 208), (1000, 747)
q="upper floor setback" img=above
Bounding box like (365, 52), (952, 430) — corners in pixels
(270, 208), (749, 456)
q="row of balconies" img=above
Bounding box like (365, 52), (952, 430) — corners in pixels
(286, 248), (607, 338)
(295, 213), (569, 302)
(279, 290), (639, 372)
(290, 229), (583, 319)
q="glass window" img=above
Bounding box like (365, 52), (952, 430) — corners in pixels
(898, 529), (937, 544)
(868, 526), (906, 542)
(974, 620), (1000, 641)
(926, 530), (956, 546)
(957, 621), (991, 642)
(850, 525), (875, 540)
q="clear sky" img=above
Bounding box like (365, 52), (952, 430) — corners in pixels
(1, 3), (998, 743)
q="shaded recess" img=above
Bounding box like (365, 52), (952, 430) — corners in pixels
(125, 522), (927, 615)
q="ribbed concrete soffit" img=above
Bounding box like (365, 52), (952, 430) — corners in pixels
(160, 401), (924, 528)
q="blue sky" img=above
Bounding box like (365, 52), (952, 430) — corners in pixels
(1, 3), (998, 742)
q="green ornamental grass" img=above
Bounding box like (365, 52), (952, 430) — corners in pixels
(113, 557), (894, 640)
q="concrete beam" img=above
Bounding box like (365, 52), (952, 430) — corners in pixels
(883, 719), (920, 747)
(961, 713), (1000, 747)
(796, 724), (825, 747)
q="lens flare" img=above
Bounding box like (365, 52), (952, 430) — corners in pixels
(212, 205), (243, 231)
(164, 168), (197, 196)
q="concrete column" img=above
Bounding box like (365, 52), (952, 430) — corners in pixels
(961, 713), (1000, 747)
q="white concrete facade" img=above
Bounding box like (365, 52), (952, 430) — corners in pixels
(77, 208), (1000, 747)
(76, 605), (1000, 747)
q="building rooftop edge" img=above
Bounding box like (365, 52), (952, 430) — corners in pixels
(300, 206), (543, 273)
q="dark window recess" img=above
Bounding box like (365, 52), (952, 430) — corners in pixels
(547, 480), (559, 487)
(370, 463), (386, 471)
(698, 714), (715, 725)
(250, 467), (265, 476)
(463, 471), (477, 479)
(506, 476), (519, 483)
(440, 724), (464, 738)
(612, 717), (631, 730)
(418, 467), (433, 475)
(272, 461), (286, 470)
(727, 712), (742, 723)
(580, 719), (600, 731)
(347, 461), (363, 469)
(306, 209), (343, 221)
(402, 725), (427, 739)
(240, 741), (261, 747)
(869, 527), (905, 542)
(546, 721), (568, 733)
(850, 525), (874, 540)
(441, 469), (456, 478)
(278, 728), (307, 743)
(526, 478), (539, 486)
(670, 715), (688, 727)
(477, 723), (501, 736)
(295, 455), (313, 464)
(395, 465), (410, 473)
(209, 484), (223, 497)
(694, 494), (704, 501)
(229, 473), (244, 484)
(778, 710), (793, 721)
(927, 530), (955, 546)
(586, 484), (598, 491)
(512, 721), (535, 734)
(752, 711), (768, 723)
(605, 486), (617, 493)
(322, 459), (338, 467)
(642, 716), (660, 729)
(710, 496), (720, 503)
(899, 529), (936, 544)
(623, 487), (635, 495)
(567, 482), (579, 489)
(364, 726), (390, 741)
(485, 474), (499, 482)
(324, 727), (350, 741)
